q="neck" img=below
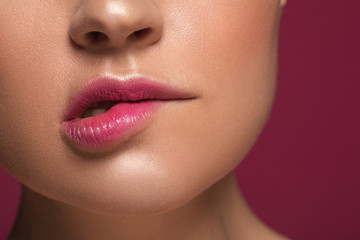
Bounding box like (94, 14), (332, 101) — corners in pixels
(9, 172), (284, 240)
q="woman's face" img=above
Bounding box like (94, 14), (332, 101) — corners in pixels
(0, 0), (285, 215)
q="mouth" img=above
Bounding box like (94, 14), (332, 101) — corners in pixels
(79, 100), (151, 119)
(60, 75), (195, 151)
(79, 101), (117, 119)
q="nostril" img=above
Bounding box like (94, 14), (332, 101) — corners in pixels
(132, 28), (152, 40)
(85, 31), (109, 44)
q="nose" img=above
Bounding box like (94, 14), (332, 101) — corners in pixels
(69, 0), (164, 51)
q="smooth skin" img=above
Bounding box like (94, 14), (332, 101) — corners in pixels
(0, 0), (289, 239)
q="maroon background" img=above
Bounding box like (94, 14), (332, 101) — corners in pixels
(1, 1), (359, 239)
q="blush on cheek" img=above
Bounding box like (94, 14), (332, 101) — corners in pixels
(169, 0), (281, 79)
(212, 1), (280, 64)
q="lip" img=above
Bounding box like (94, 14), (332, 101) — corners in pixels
(60, 75), (195, 152)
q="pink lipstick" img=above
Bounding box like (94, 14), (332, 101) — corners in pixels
(60, 75), (194, 152)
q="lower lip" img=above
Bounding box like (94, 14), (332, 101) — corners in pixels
(60, 101), (162, 151)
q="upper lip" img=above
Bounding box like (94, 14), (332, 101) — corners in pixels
(62, 75), (196, 122)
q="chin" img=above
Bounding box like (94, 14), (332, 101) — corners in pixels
(45, 175), (204, 217)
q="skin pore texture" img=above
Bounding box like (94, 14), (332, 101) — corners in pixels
(0, 0), (289, 239)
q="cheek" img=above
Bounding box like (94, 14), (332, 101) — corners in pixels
(201, 2), (279, 162)
(171, 1), (279, 177)
(159, 0), (280, 154)
(0, 3), (72, 177)
(161, 0), (280, 110)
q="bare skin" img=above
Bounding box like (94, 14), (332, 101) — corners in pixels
(9, 172), (288, 240)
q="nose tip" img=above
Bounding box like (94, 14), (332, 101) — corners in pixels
(69, 0), (164, 51)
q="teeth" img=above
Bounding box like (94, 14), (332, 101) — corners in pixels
(81, 108), (108, 118)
